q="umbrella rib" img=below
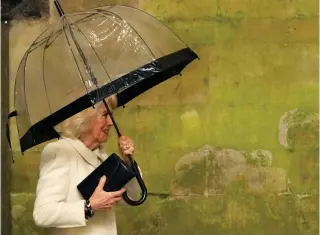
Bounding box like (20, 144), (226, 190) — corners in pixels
(29, 14), (98, 53)
(17, 28), (50, 137)
(95, 9), (156, 59)
(65, 17), (99, 90)
(14, 54), (29, 151)
(119, 5), (189, 49)
(44, 28), (64, 49)
(62, 19), (92, 97)
(65, 17), (124, 138)
(69, 23), (115, 91)
(22, 53), (33, 136)
(19, 48), (198, 151)
(28, 29), (50, 53)
(93, 9), (157, 91)
(42, 33), (54, 115)
(37, 17), (70, 116)
(31, 17), (67, 51)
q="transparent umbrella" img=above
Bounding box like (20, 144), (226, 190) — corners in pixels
(10, 1), (199, 205)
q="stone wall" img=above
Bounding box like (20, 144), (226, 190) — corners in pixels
(8, 0), (319, 235)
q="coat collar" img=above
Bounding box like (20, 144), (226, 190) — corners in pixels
(63, 137), (108, 168)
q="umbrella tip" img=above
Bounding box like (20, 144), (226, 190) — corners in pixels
(54, 0), (65, 17)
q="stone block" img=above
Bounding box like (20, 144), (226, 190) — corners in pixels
(171, 145), (288, 196)
(288, 150), (319, 193)
(245, 167), (288, 193)
(297, 195), (319, 233)
(279, 109), (319, 150)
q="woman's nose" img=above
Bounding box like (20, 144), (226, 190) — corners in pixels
(107, 115), (113, 125)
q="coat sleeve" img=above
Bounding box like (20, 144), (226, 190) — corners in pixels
(33, 142), (86, 228)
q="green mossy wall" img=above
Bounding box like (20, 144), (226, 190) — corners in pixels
(9, 0), (318, 234)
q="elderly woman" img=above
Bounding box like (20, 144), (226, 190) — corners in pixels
(33, 95), (140, 235)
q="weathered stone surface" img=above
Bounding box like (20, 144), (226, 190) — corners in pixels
(166, 18), (318, 46)
(238, 18), (318, 43)
(171, 145), (288, 196)
(172, 145), (212, 196)
(11, 151), (41, 193)
(279, 109), (319, 150)
(209, 149), (247, 192)
(7, 0), (319, 234)
(218, 0), (319, 19)
(141, 0), (318, 19)
(118, 189), (318, 235)
(246, 167), (288, 193)
(11, 193), (45, 235)
(129, 46), (209, 106)
(140, 0), (218, 19)
(180, 109), (203, 146)
(296, 195), (319, 233)
(248, 149), (273, 167)
(210, 43), (319, 87)
(288, 149), (319, 193)
(11, 204), (26, 220)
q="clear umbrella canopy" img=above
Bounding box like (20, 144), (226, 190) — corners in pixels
(14, 5), (198, 152)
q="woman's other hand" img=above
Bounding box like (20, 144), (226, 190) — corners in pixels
(118, 136), (135, 158)
(89, 176), (125, 210)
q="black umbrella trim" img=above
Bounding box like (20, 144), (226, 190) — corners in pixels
(19, 47), (198, 152)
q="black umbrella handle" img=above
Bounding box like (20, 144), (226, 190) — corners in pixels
(122, 158), (148, 206)
(102, 100), (148, 206)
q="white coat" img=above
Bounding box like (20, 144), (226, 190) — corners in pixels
(33, 137), (141, 235)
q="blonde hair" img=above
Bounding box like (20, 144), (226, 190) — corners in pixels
(55, 95), (117, 139)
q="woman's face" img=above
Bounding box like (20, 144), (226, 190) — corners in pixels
(90, 105), (114, 144)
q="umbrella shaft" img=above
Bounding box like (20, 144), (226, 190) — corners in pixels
(54, 0), (65, 16)
(102, 99), (121, 137)
(102, 99), (136, 166)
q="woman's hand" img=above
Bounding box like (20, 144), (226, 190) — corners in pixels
(89, 176), (125, 210)
(118, 136), (135, 159)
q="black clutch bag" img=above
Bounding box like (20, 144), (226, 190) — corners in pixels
(77, 153), (147, 206)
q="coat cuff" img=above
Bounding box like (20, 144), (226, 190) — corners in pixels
(33, 200), (87, 228)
